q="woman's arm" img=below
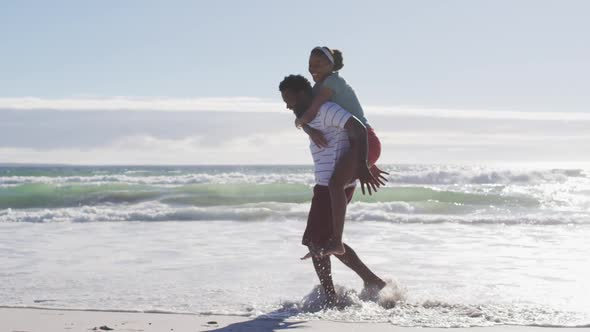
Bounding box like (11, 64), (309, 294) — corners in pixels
(302, 124), (328, 148)
(296, 87), (333, 127)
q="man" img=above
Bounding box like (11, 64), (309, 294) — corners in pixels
(279, 74), (386, 307)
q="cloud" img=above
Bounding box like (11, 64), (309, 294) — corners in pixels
(0, 96), (282, 113)
(378, 131), (590, 146)
(0, 133), (312, 165)
(1, 98), (589, 164)
(2, 96), (590, 121)
(369, 105), (590, 121)
(1, 128), (589, 165)
(0, 109), (292, 149)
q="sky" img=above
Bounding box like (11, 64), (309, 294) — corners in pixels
(1, 0), (589, 165)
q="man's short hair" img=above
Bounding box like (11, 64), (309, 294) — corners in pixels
(279, 75), (312, 94)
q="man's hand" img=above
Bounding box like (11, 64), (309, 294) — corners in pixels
(358, 164), (389, 195)
(307, 126), (329, 148)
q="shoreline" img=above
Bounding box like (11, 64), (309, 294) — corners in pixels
(2, 307), (589, 332)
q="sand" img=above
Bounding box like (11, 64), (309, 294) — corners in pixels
(1, 307), (589, 332)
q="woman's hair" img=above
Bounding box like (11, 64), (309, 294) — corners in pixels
(331, 49), (344, 71)
(311, 47), (344, 71)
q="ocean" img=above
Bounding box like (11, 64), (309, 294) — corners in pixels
(1, 164), (589, 327)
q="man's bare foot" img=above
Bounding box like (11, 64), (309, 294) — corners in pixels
(360, 278), (387, 301)
(364, 278), (387, 291)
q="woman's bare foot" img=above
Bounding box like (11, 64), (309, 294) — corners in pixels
(323, 239), (346, 256)
(300, 243), (324, 260)
(301, 240), (346, 259)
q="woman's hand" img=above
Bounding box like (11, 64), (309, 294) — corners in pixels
(295, 118), (304, 129)
(307, 126), (328, 148)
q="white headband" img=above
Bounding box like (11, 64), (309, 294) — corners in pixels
(313, 46), (334, 64)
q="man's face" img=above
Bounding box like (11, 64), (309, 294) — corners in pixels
(281, 89), (309, 115)
(281, 90), (297, 111)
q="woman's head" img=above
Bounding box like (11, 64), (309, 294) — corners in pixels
(308, 46), (344, 82)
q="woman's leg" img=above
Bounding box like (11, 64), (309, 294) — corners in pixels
(367, 127), (382, 170)
(325, 128), (382, 257)
(325, 148), (358, 256)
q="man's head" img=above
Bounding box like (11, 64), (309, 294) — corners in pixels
(279, 75), (313, 118)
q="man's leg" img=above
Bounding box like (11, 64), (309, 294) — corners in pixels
(311, 252), (337, 308)
(335, 243), (386, 289)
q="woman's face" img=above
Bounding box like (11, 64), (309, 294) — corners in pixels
(308, 53), (333, 83)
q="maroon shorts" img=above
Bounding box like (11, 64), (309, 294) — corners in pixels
(367, 127), (381, 167)
(302, 185), (356, 248)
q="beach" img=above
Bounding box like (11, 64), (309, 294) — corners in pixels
(4, 1), (590, 329)
(1, 165), (589, 328)
(2, 307), (590, 332)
